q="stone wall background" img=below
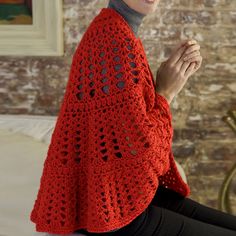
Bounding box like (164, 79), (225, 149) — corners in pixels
(0, 0), (235, 212)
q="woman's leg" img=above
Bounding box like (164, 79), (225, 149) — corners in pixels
(150, 186), (236, 232)
(74, 204), (236, 236)
(137, 205), (236, 236)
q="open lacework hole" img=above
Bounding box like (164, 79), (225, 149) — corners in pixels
(44, 180), (68, 226)
(99, 125), (123, 161)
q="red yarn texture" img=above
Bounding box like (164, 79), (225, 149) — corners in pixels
(30, 7), (191, 234)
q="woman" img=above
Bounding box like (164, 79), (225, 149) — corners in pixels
(30, 0), (236, 235)
(73, 1), (236, 236)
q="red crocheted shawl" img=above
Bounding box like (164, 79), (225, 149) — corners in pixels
(30, 7), (191, 234)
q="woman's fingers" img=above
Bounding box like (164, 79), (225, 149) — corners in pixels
(176, 41), (201, 70)
(184, 55), (202, 77)
(193, 56), (203, 70)
(187, 55), (201, 62)
(180, 61), (192, 74)
(183, 51), (200, 62)
(168, 44), (188, 66)
(184, 44), (200, 56)
(185, 62), (196, 78)
(168, 40), (192, 65)
(168, 39), (199, 66)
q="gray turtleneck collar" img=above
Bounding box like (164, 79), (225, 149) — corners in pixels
(107, 0), (146, 37)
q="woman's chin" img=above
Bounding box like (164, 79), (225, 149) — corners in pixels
(140, 8), (156, 15)
(138, 1), (158, 14)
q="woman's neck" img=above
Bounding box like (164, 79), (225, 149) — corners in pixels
(107, 0), (146, 37)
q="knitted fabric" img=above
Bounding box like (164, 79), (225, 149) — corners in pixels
(30, 7), (191, 234)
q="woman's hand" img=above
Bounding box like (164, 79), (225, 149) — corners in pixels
(155, 39), (202, 104)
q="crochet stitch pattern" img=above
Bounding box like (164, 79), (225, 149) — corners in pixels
(30, 7), (191, 234)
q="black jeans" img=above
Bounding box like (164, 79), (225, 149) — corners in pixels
(74, 186), (236, 236)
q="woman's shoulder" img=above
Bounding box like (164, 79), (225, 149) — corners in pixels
(79, 8), (139, 48)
